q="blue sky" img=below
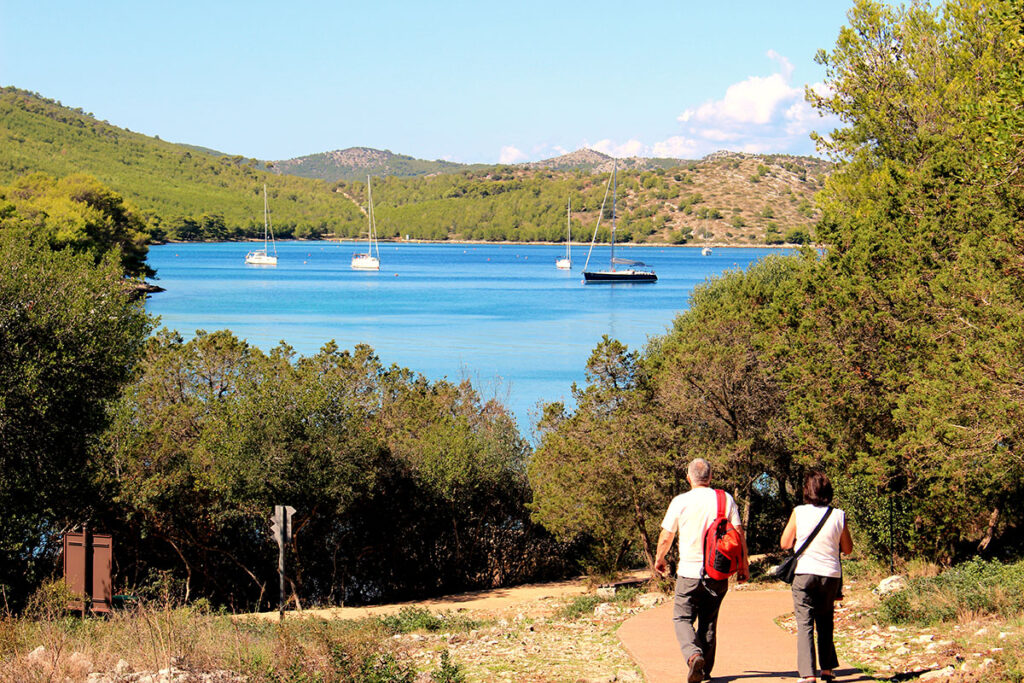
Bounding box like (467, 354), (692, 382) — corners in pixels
(1, 0), (853, 164)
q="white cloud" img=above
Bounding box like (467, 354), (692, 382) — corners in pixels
(680, 72), (800, 126)
(766, 49), (795, 81)
(501, 59), (841, 165)
(672, 51), (840, 157)
(651, 136), (699, 158)
(589, 138), (647, 158)
(499, 145), (527, 164)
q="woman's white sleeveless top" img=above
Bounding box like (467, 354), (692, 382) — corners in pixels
(794, 504), (844, 578)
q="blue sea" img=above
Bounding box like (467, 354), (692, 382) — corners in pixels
(145, 241), (786, 437)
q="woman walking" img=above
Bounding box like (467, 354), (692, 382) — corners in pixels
(780, 471), (853, 683)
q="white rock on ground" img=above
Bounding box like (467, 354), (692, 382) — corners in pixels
(637, 593), (664, 608)
(875, 575), (908, 595)
(919, 665), (956, 680)
(25, 645), (48, 668)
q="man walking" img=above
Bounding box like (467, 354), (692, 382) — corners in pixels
(654, 458), (749, 683)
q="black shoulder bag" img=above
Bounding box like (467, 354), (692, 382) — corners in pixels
(775, 506), (832, 584)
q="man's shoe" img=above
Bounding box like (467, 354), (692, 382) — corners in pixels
(687, 653), (705, 683)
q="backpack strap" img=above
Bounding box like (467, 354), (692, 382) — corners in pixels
(792, 506), (833, 559)
(700, 489), (728, 595)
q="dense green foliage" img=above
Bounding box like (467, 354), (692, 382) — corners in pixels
(529, 0), (1024, 569)
(0, 232), (152, 607)
(0, 172), (152, 276)
(98, 331), (571, 608)
(529, 337), (677, 573)
(787, 0), (1024, 558)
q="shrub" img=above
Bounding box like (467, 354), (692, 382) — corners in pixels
(783, 227), (811, 244)
(378, 607), (479, 635)
(557, 586), (641, 620)
(430, 650), (466, 683)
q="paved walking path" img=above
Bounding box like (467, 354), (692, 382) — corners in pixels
(619, 588), (871, 682)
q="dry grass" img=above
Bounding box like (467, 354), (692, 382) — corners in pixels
(0, 581), (417, 682)
(0, 579), (648, 682)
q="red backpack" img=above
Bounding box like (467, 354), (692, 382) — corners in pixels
(702, 489), (744, 581)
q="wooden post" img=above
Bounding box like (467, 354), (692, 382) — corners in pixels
(271, 506), (294, 621)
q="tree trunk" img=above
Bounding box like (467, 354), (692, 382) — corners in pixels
(744, 484), (754, 552)
(163, 535), (191, 603)
(633, 494), (655, 572)
(977, 507), (1000, 553)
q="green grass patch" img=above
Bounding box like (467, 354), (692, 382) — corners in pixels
(376, 607), (481, 635)
(877, 558), (1024, 625)
(558, 587), (641, 620)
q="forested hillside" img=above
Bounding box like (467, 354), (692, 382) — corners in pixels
(348, 152), (828, 244)
(0, 86), (827, 245)
(0, 87), (363, 240)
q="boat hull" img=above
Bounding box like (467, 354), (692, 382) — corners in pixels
(351, 254), (380, 271)
(245, 251), (277, 266)
(555, 258), (572, 270)
(582, 270), (657, 283)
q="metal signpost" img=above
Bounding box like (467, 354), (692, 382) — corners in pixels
(270, 505), (295, 620)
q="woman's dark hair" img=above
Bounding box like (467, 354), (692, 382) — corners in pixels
(803, 470), (834, 506)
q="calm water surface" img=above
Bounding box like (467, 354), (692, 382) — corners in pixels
(146, 242), (785, 435)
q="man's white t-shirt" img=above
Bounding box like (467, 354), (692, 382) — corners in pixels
(661, 486), (742, 579)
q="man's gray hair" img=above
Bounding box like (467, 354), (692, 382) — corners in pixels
(688, 458), (712, 485)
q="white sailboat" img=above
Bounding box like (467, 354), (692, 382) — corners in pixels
(245, 184), (278, 266)
(556, 197), (572, 270)
(351, 175), (381, 271)
(581, 161), (657, 283)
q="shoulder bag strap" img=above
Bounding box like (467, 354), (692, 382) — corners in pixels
(792, 506), (833, 558)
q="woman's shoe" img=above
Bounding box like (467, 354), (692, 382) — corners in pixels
(796, 678), (817, 683)
(820, 671), (835, 682)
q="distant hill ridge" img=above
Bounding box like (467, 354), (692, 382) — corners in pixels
(272, 146), (691, 181)
(271, 147), (487, 182)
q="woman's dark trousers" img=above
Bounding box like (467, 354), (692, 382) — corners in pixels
(792, 574), (841, 678)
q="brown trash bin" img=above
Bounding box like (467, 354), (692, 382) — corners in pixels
(63, 530), (112, 614)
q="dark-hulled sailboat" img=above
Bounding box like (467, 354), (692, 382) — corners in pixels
(581, 161), (657, 284)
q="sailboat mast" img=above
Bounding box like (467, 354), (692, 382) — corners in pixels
(263, 184), (269, 252)
(566, 196), (571, 259)
(366, 175), (374, 256)
(611, 162), (617, 271)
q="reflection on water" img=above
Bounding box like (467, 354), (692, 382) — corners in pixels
(146, 242), (785, 436)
